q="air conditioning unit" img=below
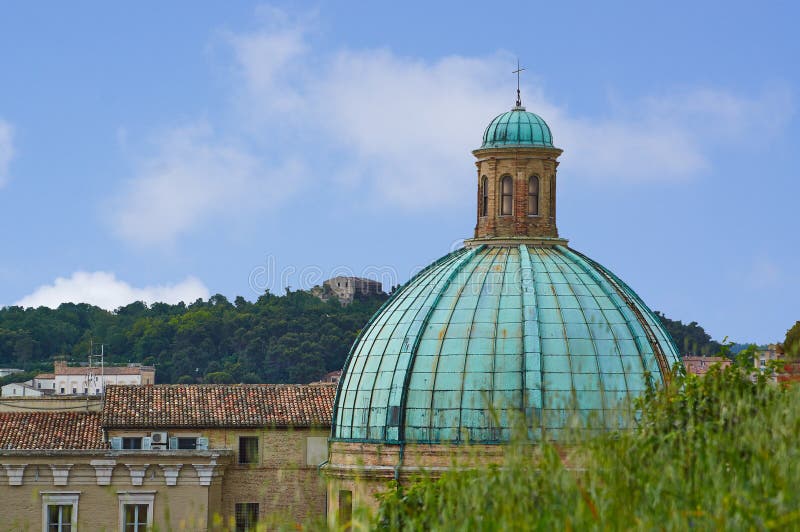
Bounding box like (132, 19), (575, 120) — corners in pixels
(150, 431), (168, 446)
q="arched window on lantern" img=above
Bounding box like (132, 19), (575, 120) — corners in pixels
(528, 175), (539, 216)
(500, 175), (513, 216)
(481, 176), (488, 217)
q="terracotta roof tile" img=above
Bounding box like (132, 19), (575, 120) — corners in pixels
(0, 412), (106, 450)
(102, 384), (336, 429)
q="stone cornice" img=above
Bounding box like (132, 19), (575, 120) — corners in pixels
(464, 237), (569, 248)
(472, 146), (563, 161)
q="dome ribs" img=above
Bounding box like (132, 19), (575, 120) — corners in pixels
(559, 246), (674, 385)
(519, 245), (544, 439)
(332, 245), (680, 444)
(399, 245), (484, 444)
(456, 247), (507, 442)
(426, 246), (499, 443)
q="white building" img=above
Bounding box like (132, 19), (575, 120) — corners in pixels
(32, 373), (55, 393)
(34, 361), (156, 396)
(1, 381), (44, 397)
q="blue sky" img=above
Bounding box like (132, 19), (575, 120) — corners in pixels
(0, 1), (797, 345)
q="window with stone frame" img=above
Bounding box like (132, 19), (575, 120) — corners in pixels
(42, 492), (79, 532)
(118, 492), (153, 532)
(238, 436), (259, 464)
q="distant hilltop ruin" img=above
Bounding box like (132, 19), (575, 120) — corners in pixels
(312, 276), (385, 305)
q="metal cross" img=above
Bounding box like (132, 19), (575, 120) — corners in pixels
(513, 60), (525, 107)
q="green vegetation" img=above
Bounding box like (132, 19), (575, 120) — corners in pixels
(784, 321), (800, 358)
(370, 356), (800, 530)
(0, 290), (386, 384)
(655, 311), (722, 356)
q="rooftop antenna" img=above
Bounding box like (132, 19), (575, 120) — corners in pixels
(513, 59), (525, 108)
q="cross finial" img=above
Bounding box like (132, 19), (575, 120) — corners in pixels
(512, 59), (525, 107)
(513, 59), (525, 108)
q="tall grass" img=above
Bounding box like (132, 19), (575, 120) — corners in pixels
(370, 358), (800, 531)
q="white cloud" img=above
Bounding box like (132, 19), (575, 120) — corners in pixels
(14, 271), (210, 310)
(227, 13), (793, 197)
(552, 86), (794, 182)
(109, 10), (794, 244)
(110, 123), (304, 245)
(0, 119), (14, 188)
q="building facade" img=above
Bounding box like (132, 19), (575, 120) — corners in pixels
(32, 361), (156, 396)
(755, 344), (783, 370)
(0, 383), (335, 530)
(683, 355), (732, 375)
(320, 276), (384, 305)
(1, 381), (45, 397)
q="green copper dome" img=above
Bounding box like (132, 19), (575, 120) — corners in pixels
(332, 244), (679, 444)
(481, 107), (554, 148)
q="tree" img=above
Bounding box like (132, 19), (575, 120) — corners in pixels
(0, 290), (387, 384)
(784, 321), (800, 358)
(204, 371), (235, 384)
(655, 311), (721, 356)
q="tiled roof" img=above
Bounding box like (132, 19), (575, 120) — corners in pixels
(102, 384), (336, 429)
(0, 412), (106, 450)
(35, 373), (55, 379)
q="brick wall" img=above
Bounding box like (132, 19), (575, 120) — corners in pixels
(472, 146), (562, 241)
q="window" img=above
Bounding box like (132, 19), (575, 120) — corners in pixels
(83, 388), (88, 395)
(72, 388), (76, 394)
(480, 176), (488, 217)
(239, 436), (259, 464)
(500, 175), (513, 215)
(118, 493), (153, 532)
(338, 490), (352, 530)
(124, 504), (148, 531)
(235, 503), (259, 532)
(47, 505), (73, 532)
(122, 437), (143, 450)
(60, 387), (65, 394)
(528, 175), (539, 215)
(42, 493), (79, 532)
(177, 437), (197, 450)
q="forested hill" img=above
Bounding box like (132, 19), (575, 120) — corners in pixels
(655, 311), (722, 357)
(0, 291), (387, 384)
(0, 291), (727, 384)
